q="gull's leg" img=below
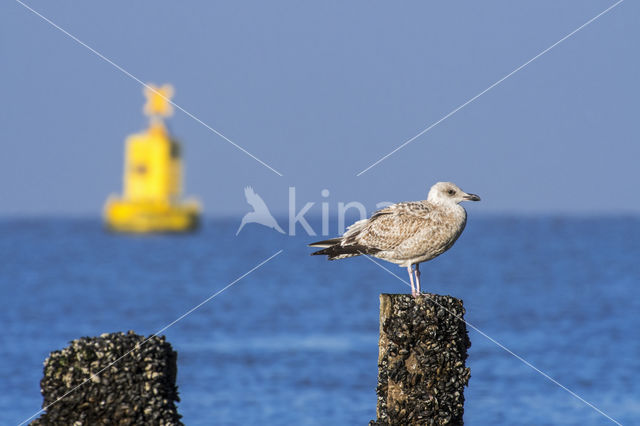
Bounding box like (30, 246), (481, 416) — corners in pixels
(415, 263), (422, 296)
(407, 265), (416, 297)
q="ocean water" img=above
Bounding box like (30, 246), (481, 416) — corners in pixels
(1, 216), (639, 425)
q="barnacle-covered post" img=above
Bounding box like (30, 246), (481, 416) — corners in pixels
(32, 331), (182, 425)
(370, 294), (471, 425)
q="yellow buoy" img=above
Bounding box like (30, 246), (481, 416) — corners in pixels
(104, 84), (201, 233)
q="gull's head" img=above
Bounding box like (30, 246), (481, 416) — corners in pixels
(427, 182), (481, 205)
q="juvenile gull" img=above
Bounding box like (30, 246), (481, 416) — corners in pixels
(309, 182), (480, 296)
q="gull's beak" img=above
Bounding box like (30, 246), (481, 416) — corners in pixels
(463, 193), (481, 201)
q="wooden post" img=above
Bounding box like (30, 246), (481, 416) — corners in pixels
(32, 331), (182, 425)
(370, 294), (471, 426)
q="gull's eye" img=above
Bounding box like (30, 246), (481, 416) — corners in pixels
(447, 189), (456, 195)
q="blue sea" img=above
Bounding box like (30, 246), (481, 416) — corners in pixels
(1, 216), (639, 425)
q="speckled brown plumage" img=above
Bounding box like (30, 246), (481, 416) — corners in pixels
(310, 182), (480, 296)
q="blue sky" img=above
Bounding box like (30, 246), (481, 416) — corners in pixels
(1, 1), (638, 216)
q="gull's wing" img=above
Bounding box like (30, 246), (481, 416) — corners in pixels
(244, 186), (270, 213)
(344, 201), (433, 250)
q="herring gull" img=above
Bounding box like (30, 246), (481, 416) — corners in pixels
(309, 182), (480, 296)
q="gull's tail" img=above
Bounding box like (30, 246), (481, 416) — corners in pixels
(309, 238), (380, 260)
(308, 238), (342, 248)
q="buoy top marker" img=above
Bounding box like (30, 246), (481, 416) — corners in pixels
(143, 84), (174, 118)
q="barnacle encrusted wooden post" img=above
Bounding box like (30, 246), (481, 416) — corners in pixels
(32, 331), (182, 425)
(370, 294), (471, 426)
